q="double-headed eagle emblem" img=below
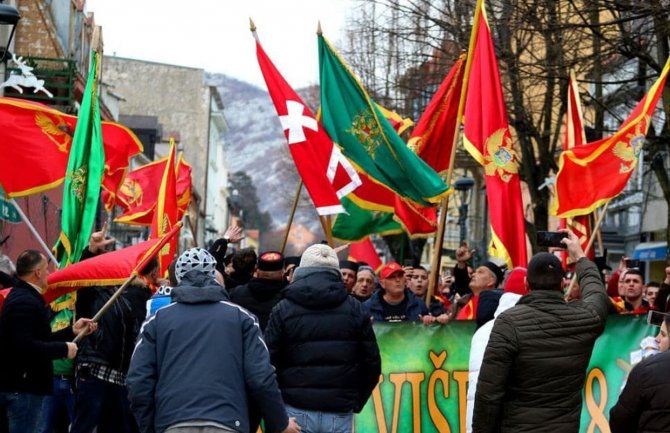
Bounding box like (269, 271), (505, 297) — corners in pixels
(483, 128), (518, 182)
(612, 118), (647, 174)
(35, 112), (72, 153)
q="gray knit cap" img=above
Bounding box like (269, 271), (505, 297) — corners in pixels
(175, 248), (217, 283)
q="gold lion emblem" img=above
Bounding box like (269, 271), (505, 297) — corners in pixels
(35, 112), (72, 153)
(612, 119), (647, 174)
(483, 128), (518, 182)
(69, 166), (88, 203)
(347, 109), (382, 158)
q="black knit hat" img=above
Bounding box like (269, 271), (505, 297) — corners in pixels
(339, 260), (359, 272)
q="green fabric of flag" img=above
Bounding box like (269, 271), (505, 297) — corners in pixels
(332, 197), (402, 241)
(54, 51), (105, 267)
(318, 35), (449, 207)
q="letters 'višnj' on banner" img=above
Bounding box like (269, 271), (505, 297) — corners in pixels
(461, 0), (528, 268)
(552, 57), (670, 219)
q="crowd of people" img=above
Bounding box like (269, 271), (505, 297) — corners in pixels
(0, 226), (669, 433)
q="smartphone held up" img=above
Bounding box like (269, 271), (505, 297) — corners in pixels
(536, 231), (568, 248)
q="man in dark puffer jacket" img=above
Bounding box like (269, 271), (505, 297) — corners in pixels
(265, 243), (381, 433)
(609, 314), (670, 433)
(473, 230), (609, 433)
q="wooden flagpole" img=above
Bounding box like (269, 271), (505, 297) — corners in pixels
(281, 181), (303, 254)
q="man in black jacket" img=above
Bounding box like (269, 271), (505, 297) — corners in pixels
(127, 248), (300, 433)
(265, 243), (381, 433)
(0, 250), (95, 433)
(609, 314), (670, 433)
(473, 230), (609, 433)
(230, 251), (286, 331)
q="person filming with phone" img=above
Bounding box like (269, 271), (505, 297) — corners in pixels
(473, 229), (609, 433)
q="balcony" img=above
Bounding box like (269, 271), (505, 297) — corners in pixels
(2, 56), (76, 110)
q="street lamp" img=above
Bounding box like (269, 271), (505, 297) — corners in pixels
(0, 1), (20, 63)
(454, 176), (475, 243)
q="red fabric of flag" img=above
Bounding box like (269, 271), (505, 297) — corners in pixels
(552, 58), (670, 218)
(114, 155), (191, 226)
(462, 1), (528, 268)
(150, 141), (179, 277)
(256, 39), (360, 216)
(348, 238), (383, 272)
(408, 54), (466, 174)
(0, 97), (142, 198)
(44, 223), (182, 303)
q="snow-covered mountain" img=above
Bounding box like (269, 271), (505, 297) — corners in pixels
(206, 72), (321, 233)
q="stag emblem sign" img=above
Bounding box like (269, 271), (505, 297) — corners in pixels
(0, 54), (54, 98)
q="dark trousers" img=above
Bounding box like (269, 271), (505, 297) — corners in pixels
(70, 371), (138, 433)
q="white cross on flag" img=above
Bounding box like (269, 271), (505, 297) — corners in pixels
(256, 39), (360, 215)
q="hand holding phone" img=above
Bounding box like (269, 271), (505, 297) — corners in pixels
(625, 258), (641, 269)
(536, 231), (568, 248)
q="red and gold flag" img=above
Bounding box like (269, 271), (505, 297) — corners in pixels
(0, 98), (142, 198)
(462, 0), (528, 268)
(559, 71), (594, 262)
(150, 141), (179, 277)
(114, 154), (192, 225)
(44, 223), (182, 303)
(552, 58), (670, 218)
(408, 54), (466, 174)
(348, 237), (383, 272)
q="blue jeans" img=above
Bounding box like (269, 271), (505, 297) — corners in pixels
(0, 391), (46, 433)
(39, 376), (75, 433)
(285, 405), (353, 433)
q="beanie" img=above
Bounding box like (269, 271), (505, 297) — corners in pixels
(299, 244), (339, 269)
(503, 267), (528, 295)
(175, 248), (217, 283)
(482, 261), (504, 287)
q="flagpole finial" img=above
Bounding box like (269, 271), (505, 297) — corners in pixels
(317, 21), (323, 36)
(249, 17), (256, 32)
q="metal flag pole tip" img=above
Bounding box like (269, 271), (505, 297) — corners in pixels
(317, 21), (322, 36)
(249, 17), (256, 32)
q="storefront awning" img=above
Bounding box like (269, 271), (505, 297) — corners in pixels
(632, 242), (667, 261)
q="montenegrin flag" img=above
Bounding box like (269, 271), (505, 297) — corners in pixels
(0, 97), (142, 199)
(408, 54), (466, 175)
(114, 153), (192, 226)
(559, 71), (594, 262)
(255, 32), (360, 215)
(462, 0), (528, 268)
(318, 33), (449, 206)
(45, 223), (182, 303)
(348, 237), (383, 272)
(552, 57), (670, 218)
(150, 140), (179, 277)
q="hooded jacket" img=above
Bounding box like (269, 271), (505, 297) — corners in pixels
(264, 266), (381, 413)
(363, 287), (428, 322)
(127, 271), (288, 433)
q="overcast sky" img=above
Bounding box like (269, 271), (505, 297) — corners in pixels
(86, 0), (353, 89)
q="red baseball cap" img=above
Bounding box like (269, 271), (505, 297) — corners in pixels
(380, 262), (404, 279)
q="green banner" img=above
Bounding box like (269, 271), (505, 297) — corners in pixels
(356, 315), (654, 433)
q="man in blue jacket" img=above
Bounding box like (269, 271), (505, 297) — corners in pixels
(127, 248), (300, 433)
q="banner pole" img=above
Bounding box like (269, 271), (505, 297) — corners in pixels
(10, 198), (59, 266)
(567, 200), (610, 294)
(281, 180), (302, 254)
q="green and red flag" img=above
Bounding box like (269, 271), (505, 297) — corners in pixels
(408, 54), (466, 175)
(559, 71), (594, 263)
(150, 140), (179, 276)
(114, 153), (192, 225)
(552, 57), (670, 218)
(318, 34), (449, 207)
(0, 97), (142, 199)
(45, 222), (182, 303)
(348, 237), (383, 272)
(462, 0), (528, 268)
(53, 51), (105, 267)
